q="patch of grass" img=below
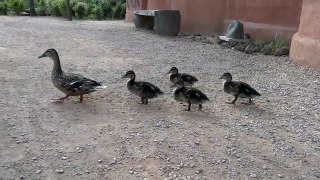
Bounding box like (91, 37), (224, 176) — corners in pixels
(270, 39), (290, 49)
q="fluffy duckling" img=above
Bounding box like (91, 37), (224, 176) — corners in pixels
(122, 70), (164, 104)
(173, 80), (210, 111)
(38, 49), (106, 102)
(167, 67), (198, 86)
(219, 73), (261, 104)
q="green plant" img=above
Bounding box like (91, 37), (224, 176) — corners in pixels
(73, 1), (87, 19)
(99, 0), (111, 18)
(0, 2), (5, 14)
(92, 4), (102, 19)
(112, 0), (125, 19)
(8, 0), (25, 15)
(57, 0), (66, 17)
(270, 39), (290, 49)
(86, 2), (95, 16)
(70, 0), (78, 16)
(36, 0), (46, 15)
(45, 0), (53, 15)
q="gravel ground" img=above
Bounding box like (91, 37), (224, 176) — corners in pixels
(0, 16), (319, 180)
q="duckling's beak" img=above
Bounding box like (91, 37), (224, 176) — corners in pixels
(165, 71), (171, 75)
(219, 76), (224, 79)
(38, 53), (46, 58)
(122, 74), (126, 78)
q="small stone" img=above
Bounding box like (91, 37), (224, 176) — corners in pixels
(250, 173), (257, 178)
(98, 159), (102, 163)
(245, 43), (261, 54)
(129, 170), (134, 174)
(20, 175), (25, 179)
(196, 169), (203, 174)
(36, 170), (42, 174)
(261, 45), (272, 55)
(56, 169), (65, 174)
(61, 156), (67, 160)
(274, 47), (289, 56)
(278, 174), (284, 178)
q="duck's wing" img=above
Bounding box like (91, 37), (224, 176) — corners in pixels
(136, 81), (164, 95)
(185, 88), (210, 101)
(63, 73), (104, 92)
(226, 81), (242, 94)
(239, 82), (261, 96)
(180, 73), (198, 83)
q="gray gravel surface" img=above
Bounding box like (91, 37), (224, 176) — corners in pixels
(0, 16), (319, 179)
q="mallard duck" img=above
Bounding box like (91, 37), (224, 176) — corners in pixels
(166, 67), (198, 86)
(219, 73), (261, 104)
(38, 48), (106, 102)
(172, 80), (210, 111)
(122, 70), (164, 104)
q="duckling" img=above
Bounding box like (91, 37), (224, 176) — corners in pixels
(172, 80), (210, 111)
(219, 73), (261, 104)
(167, 67), (198, 86)
(38, 48), (106, 102)
(122, 70), (164, 104)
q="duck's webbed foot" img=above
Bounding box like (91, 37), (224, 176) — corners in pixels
(226, 96), (237, 104)
(52, 95), (69, 102)
(198, 104), (203, 110)
(241, 98), (254, 105)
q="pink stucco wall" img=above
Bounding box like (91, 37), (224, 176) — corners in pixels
(290, 0), (320, 70)
(126, 0), (303, 40)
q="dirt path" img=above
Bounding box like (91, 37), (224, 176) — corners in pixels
(0, 16), (319, 179)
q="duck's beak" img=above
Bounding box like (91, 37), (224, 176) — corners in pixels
(219, 76), (224, 79)
(122, 74), (126, 78)
(38, 53), (46, 58)
(165, 71), (171, 75)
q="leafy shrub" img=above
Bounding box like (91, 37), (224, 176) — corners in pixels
(45, 0), (53, 15)
(70, 0), (78, 16)
(92, 4), (102, 19)
(51, 0), (62, 16)
(57, 0), (66, 17)
(99, 0), (111, 18)
(86, 2), (95, 17)
(36, 0), (47, 15)
(8, 0), (25, 15)
(73, 1), (87, 19)
(112, 1), (125, 19)
(0, 1), (8, 15)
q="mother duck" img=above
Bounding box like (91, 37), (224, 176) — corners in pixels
(38, 49), (106, 102)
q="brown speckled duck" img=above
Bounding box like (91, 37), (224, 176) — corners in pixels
(122, 70), (164, 104)
(38, 49), (106, 102)
(172, 80), (210, 111)
(167, 67), (198, 86)
(219, 73), (261, 104)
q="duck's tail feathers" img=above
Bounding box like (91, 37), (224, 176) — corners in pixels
(94, 85), (107, 90)
(157, 90), (164, 95)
